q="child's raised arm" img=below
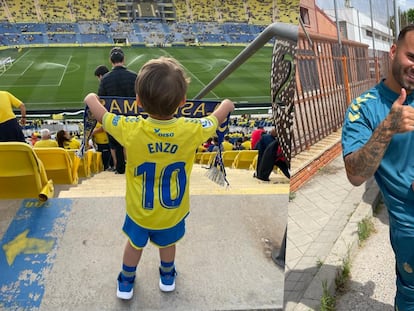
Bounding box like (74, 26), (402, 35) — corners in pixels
(212, 99), (235, 125)
(84, 93), (108, 123)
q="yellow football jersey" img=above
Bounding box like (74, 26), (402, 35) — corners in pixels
(63, 138), (81, 150)
(93, 123), (109, 144)
(0, 91), (22, 123)
(34, 139), (59, 148)
(103, 113), (219, 230)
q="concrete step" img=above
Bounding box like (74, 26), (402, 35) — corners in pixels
(57, 165), (289, 198)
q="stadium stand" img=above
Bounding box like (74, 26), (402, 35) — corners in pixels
(33, 147), (79, 185)
(89, 150), (104, 174)
(67, 149), (92, 179)
(0, 0), (277, 46)
(39, 0), (73, 22)
(0, 142), (54, 200)
(4, 0), (38, 22)
(232, 150), (258, 169)
(249, 154), (259, 171)
(200, 151), (217, 166)
(173, 0), (188, 22)
(188, 0), (218, 23)
(218, 0), (248, 23)
(222, 150), (240, 167)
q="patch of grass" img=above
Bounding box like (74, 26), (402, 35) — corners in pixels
(335, 255), (351, 294)
(0, 46), (273, 111)
(316, 258), (324, 268)
(320, 280), (336, 311)
(358, 217), (375, 246)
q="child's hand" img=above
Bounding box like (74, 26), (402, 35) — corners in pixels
(84, 93), (107, 123)
(212, 99), (235, 125)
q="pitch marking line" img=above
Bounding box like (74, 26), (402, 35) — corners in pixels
(158, 48), (220, 99)
(0, 61), (34, 78)
(57, 55), (72, 86)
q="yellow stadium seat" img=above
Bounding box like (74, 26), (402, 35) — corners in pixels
(85, 150), (103, 174)
(0, 142), (54, 200)
(194, 152), (204, 164)
(34, 147), (78, 185)
(222, 150), (240, 167)
(67, 149), (92, 178)
(249, 154), (259, 171)
(232, 150), (259, 169)
(91, 151), (104, 173)
(200, 152), (217, 166)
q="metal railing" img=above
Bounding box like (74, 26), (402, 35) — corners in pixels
(291, 32), (387, 156)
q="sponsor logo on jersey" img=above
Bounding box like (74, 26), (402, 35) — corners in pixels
(154, 128), (174, 137)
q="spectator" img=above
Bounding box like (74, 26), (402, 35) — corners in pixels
(241, 136), (251, 150)
(56, 130), (81, 149)
(254, 128), (289, 181)
(34, 128), (58, 148)
(98, 47), (137, 174)
(203, 137), (213, 149)
(93, 64), (113, 170)
(207, 136), (222, 152)
(250, 125), (265, 149)
(94, 64), (109, 80)
(30, 132), (39, 146)
(92, 122), (112, 170)
(0, 90), (26, 142)
(222, 135), (234, 151)
(233, 137), (245, 150)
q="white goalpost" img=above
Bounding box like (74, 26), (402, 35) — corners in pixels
(0, 56), (14, 72)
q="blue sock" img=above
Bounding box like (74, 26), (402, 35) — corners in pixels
(121, 264), (136, 282)
(160, 261), (175, 273)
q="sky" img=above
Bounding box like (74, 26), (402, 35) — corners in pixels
(316, 0), (414, 25)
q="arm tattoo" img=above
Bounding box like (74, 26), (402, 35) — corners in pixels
(345, 120), (395, 179)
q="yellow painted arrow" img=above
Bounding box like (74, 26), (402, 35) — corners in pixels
(2, 229), (54, 266)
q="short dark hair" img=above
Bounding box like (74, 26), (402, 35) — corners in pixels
(94, 65), (109, 77)
(110, 47), (124, 63)
(397, 24), (414, 44)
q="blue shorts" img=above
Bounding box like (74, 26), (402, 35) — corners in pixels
(122, 214), (186, 249)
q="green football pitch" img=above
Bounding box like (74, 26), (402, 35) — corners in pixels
(0, 46), (273, 112)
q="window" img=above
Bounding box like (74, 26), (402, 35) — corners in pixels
(300, 7), (310, 26)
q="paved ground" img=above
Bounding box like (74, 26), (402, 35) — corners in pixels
(0, 166), (289, 311)
(284, 137), (382, 310)
(335, 202), (395, 310)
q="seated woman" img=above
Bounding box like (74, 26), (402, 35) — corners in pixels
(56, 130), (81, 149)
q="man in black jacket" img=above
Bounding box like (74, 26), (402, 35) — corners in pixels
(254, 127), (290, 181)
(98, 47), (137, 174)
